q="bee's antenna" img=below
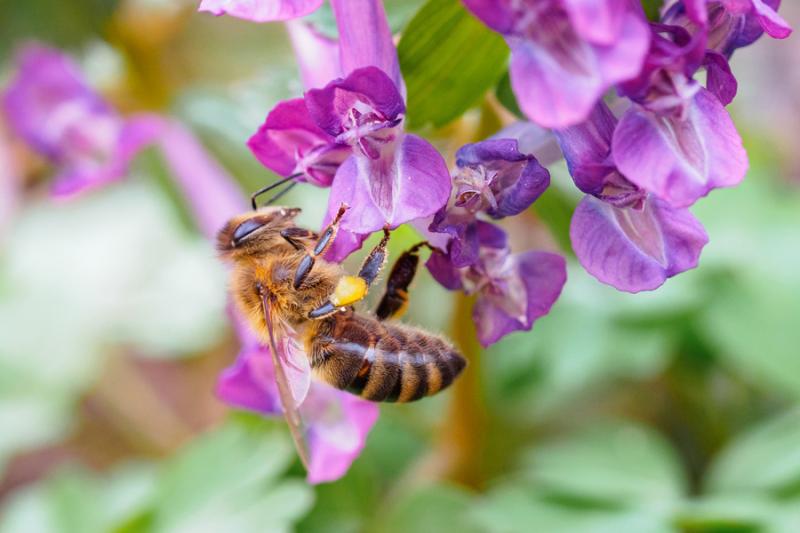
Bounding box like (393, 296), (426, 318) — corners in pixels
(251, 173), (303, 210)
(264, 180), (298, 206)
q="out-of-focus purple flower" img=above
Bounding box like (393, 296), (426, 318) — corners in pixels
(430, 138), (550, 267)
(2, 45), (162, 197)
(286, 20), (343, 90)
(198, 0), (324, 22)
(428, 221), (566, 347)
(461, 0), (650, 128)
(555, 102), (709, 291)
(612, 87), (748, 208)
(216, 333), (378, 484)
(665, 0), (791, 57)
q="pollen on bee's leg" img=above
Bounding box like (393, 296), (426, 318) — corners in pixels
(330, 275), (368, 307)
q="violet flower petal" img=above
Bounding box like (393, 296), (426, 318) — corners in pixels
(612, 87), (748, 208)
(750, 0), (792, 38)
(562, 0), (627, 45)
(570, 194), (708, 292)
(248, 98), (350, 187)
(303, 384), (379, 484)
(473, 250), (566, 347)
(198, 0), (324, 22)
(505, 6), (650, 128)
(455, 138), (550, 218)
(304, 66), (405, 141)
(703, 50), (738, 105)
(330, 0), (402, 88)
(327, 133), (451, 234)
(216, 345), (283, 415)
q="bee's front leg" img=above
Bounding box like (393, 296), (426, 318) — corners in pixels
(308, 227), (392, 319)
(293, 204), (348, 290)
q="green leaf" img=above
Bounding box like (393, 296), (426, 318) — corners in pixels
(672, 494), (779, 532)
(472, 485), (674, 533)
(398, 0), (509, 129)
(153, 419), (312, 533)
(376, 484), (481, 533)
(495, 71), (524, 119)
(521, 421), (685, 506)
(707, 409), (800, 496)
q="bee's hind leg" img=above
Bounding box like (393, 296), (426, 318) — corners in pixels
(293, 204), (348, 290)
(376, 242), (430, 320)
(308, 227), (391, 319)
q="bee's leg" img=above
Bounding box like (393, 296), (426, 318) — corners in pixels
(376, 242), (429, 320)
(280, 227), (318, 251)
(293, 204), (348, 290)
(308, 228), (391, 319)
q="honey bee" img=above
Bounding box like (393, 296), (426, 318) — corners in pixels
(217, 199), (466, 466)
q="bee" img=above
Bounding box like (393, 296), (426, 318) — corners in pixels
(217, 196), (466, 466)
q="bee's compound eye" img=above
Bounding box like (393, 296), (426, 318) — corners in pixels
(232, 219), (265, 245)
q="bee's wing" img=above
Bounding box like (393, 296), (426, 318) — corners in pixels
(260, 292), (311, 470)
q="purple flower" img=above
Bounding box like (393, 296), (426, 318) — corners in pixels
(427, 221), (566, 347)
(216, 332), (378, 484)
(612, 87), (748, 208)
(198, 0), (324, 22)
(2, 45), (162, 197)
(461, 0), (650, 128)
(248, 98), (351, 187)
(555, 102), (709, 292)
(430, 138), (550, 267)
(665, 0), (791, 56)
(306, 63), (450, 235)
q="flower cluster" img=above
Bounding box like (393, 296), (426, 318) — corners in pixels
(464, 0), (790, 292)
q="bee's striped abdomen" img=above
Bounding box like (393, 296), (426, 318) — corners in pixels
(308, 313), (466, 403)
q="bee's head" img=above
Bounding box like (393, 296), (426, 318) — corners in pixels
(217, 206), (301, 257)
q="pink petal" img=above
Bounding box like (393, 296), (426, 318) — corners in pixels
(329, 0), (402, 89)
(286, 20), (342, 90)
(198, 0), (324, 22)
(612, 88), (748, 208)
(752, 0), (793, 38)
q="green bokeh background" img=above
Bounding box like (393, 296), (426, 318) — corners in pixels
(1, 1), (799, 532)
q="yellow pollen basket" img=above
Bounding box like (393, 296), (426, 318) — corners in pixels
(330, 275), (368, 307)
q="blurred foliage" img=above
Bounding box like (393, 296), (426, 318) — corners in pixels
(398, 0), (509, 129)
(2, 1), (800, 533)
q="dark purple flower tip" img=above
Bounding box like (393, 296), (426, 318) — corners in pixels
(464, 0), (649, 128)
(617, 23), (707, 114)
(248, 98), (350, 187)
(198, 0), (325, 22)
(703, 50), (738, 105)
(428, 207), (480, 268)
(570, 194), (708, 292)
(665, 0), (791, 57)
(454, 138), (550, 218)
(304, 67), (405, 159)
(612, 87), (748, 208)
(326, 133), (451, 234)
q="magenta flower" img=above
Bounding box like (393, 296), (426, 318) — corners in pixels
(217, 324), (378, 484)
(430, 138), (550, 267)
(555, 103), (708, 292)
(2, 45), (162, 198)
(461, 0), (650, 128)
(198, 0), (324, 22)
(428, 221), (566, 347)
